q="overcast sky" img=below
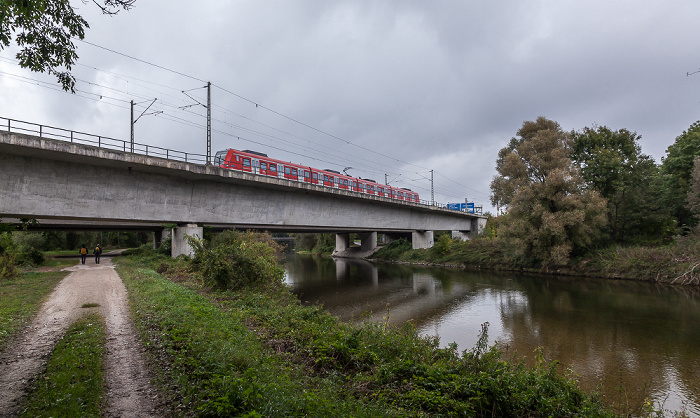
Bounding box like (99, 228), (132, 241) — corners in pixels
(2, 1), (700, 211)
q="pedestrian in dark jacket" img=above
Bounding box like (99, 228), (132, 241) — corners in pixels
(94, 244), (102, 264)
(79, 244), (88, 264)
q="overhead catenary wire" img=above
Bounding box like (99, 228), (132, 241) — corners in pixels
(3, 42), (492, 202)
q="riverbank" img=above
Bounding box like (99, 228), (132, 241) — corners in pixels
(367, 234), (700, 285)
(114, 250), (619, 417)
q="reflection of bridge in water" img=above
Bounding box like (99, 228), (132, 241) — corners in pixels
(289, 257), (481, 327)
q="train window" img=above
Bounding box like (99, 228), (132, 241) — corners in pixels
(243, 159), (251, 167)
(236, 155), (240, 161)
(270, 164), (276, 172)
(313, 173), (318, 180)
(329, 176), (334, 183)
(352, 182), (357, 187)
(323, 175), (328, 182)
(291, 168), (297, 176)
(260, 162), (267, 170)
(304, 171), (310, 178)
(285, 166), (290, 175)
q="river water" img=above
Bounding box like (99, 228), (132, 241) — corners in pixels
(284, 253), (700, 416)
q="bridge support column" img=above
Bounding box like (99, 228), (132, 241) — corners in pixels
(172, 224), (203, 257)
(412, 230), (434, 249)
(335, 233), (350, 254)
(360, 232), (377, 252)
(470, 218), (488, 239)
(452, 230), (470, 241)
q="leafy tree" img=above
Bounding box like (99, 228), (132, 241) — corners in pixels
(688, 156), (700, 220)
(0, 0), (134, 92)
(571, 125), (673, 243)
(661, 121), (700, 229)
(490, 117), (607, 267)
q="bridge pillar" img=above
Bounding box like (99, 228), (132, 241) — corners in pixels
(412, 230), (434, 249)
(360, 232), (377, 251)
(452, 230), (470, 241)
(335, 233), (350, 253)
(172, 224), (203, 257)
(470, 217), (488, 239)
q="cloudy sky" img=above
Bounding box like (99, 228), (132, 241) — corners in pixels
(2, 1), (700, 212)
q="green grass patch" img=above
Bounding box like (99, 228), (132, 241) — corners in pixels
(81, 303), (100, 308)
(116, 254), (613, 417)
(19, 313), (106, 417)
(0, 270), (67, 352)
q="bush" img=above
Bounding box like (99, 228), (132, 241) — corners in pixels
(0, 252), (17, 281)
(2, 231), (45, 266)
(372, 238), (412, 260)
(189, 230), (285, 291)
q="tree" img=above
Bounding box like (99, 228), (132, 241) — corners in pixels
(688, 156), (700, 220)
(661, 121), (700, 229)
(490, 117), (607, 267)
(0, 0), (135, 92)
(571, 125), (673, 243)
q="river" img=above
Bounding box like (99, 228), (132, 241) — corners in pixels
(284, 253), (700, 416)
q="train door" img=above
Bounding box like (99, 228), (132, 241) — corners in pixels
(252, 159), (259, 174)
(312, 172), (318, 184)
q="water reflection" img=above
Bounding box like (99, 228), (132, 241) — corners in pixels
(284, 254), (700, 415)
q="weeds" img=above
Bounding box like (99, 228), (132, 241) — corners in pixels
(116, 247), (614, 417)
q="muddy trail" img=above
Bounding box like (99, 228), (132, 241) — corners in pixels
(0, 254), (160, 417)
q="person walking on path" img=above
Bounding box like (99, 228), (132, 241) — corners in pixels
(94, 244), (102, 264)
(79, 244), (88, 264)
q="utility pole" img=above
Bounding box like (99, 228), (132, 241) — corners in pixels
(206, 81), (211, 165)
(130, 98), (159, 153)
(385, 174), (388, 185)
(130, 100), (134, 153)
(430, 169), (434, 206)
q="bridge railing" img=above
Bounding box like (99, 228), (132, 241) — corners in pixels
(1, 116), (483, 215)
(0, 116), (207, 164)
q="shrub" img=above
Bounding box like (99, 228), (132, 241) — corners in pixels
(189, 230), (285, 291)
(4, 231), (45, 265)
(0, 252), (17, 281)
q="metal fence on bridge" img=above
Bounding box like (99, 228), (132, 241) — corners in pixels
(1, 116), (207, 164)
(1, 116), (484, 213)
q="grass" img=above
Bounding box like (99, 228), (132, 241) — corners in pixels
(19, 313), (106, 417)
(371, 234), (700, 285)
(0, 270), (68, 352)
(115, 253), (613, 417)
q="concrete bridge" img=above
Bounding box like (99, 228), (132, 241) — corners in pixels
(0, 129), (486, 256)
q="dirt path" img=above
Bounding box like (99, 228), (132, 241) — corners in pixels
(0, 255), (159, 417)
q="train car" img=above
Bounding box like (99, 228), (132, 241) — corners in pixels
(215, 148), (420, 203)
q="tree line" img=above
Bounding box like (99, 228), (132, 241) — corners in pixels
(489, 117), (700, 268)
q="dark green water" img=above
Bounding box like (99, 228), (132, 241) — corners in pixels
(284, 253), (700, 416)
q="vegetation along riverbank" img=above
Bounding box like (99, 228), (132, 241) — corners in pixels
(114, 230), (621, 417)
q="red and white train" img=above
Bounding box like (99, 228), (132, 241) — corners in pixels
(214, 148), (420, 203)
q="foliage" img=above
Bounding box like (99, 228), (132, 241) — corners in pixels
(293, 233), (319, 252)
(490, 117), (608, 267)
(189, 230), (285, 291)
(0, 270), (67, 352)
(0, 0), (134, 91)
(579, 233), (700, 285)
(371, 238), (412, 260)
(311, 233), (336, 255)
(661, 120), (700, 229)
(1, 231), (45, 265)
(571, 125), (674, 244)
(117, 255), (613, 417)
(20, 313), (106, 417)
(687, 156), (700, 223)
(0, 251), (18, 281)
